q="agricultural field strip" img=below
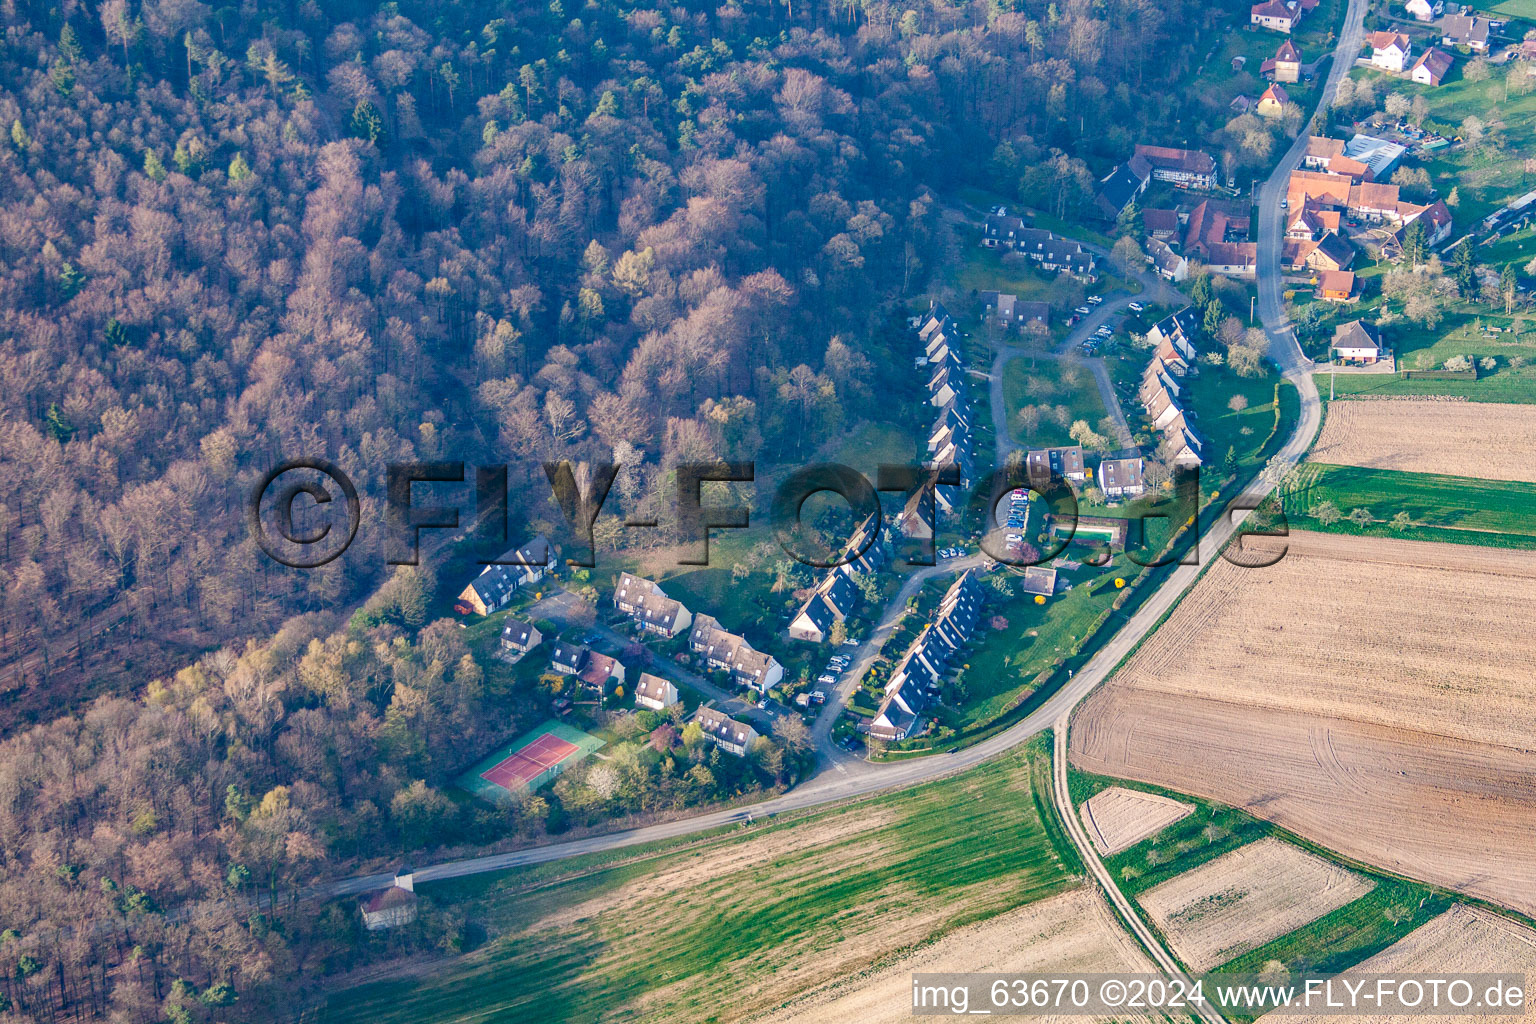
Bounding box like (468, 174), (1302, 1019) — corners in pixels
(1108, 531), (1536, 753)
(1263, 905), (1536, 1024)
(752, 887), (1169, 1024)
(1308, 401), (1536, 483)
(1136, 839), (1374, 973)
(1081, 786), (1195, 857)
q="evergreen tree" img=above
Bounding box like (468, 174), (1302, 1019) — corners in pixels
(349, 100), (387, 145)
(227, 152), (253, 182)
(143, 148), (167, 181)
(9, 120), (30, 152)
(45, 404), (75, 443)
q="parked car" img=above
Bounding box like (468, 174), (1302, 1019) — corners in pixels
(811, 690), (826, 704)
(1074, 305), (1091, 315)
(1128, 301), (1144, 312)
(843, 637), (861, 646)
(756, 698), (769, 709)
(817, 673), (837, 685)
(1086, 294), (1103, 304)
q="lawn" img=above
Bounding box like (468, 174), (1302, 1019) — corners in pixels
(320, 737), (1080, 1024)
(1281, 462), (1536, 548)
(1316, 363), (1536, 401)
(1002, 354), (1111, 448)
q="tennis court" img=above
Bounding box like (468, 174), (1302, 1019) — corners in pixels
(480, 733), (580, 789)
(457, 720), (605, 802)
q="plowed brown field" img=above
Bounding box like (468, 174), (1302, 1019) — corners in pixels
(1136, 839), (1373, 971)
(1071, 532), (1536, 917)
(1309, 400), (1536, 482)
(1080, 787), (1194, 856)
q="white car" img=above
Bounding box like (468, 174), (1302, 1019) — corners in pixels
(1086, 295), (1103, 305)
(1074, 306), (1091, 315)
(817, 673), (837, 685)
(1128, 301), (1144, 313)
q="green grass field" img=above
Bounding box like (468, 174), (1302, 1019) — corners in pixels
(1316, 366), (1536, 402)
(1003, 354), (1110, 448)
(321, 738), (1079, 1024)
(1281, 462), (1536, 548)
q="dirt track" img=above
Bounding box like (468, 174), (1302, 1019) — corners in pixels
(1071, 532), (1536, 918)
(1309, 400), (1536, 482)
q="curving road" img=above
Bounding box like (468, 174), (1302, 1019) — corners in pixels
(327, 9), (1359, 894)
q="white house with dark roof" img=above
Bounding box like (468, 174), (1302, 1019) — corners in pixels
(633, 672), (680, 711)
(613, 573), (692, 637)
(1097, 457), (1146, 499)
(692, 707), (759, 756)
(1331, 319), (1385, 364)
(499, 618), (542, 657)
(1441, 12), (1489, 52)
(789, 567), (858, 643)
(549, 641), (589, 676)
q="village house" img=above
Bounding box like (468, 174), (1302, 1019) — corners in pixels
(692, 707), (759, 756)
(1256, 82), (1291, 118)
(1143, 208), (1180, 241)
(1012, 228), (1099, 280)
(789, 567), (858, 643)
(1181, 199), (1257, 278)
(1441, 12), (1489, 52)
(549, 640), (588, 676)
(499, 618), (542, 657)
(1302, 135), (1345, 170)
(633, 672), (680, 711)
(1097, 457), (1146, 499)
(1287, 168), (1452, 247)
(1411, 47), (1453, 85)
(1147, 238), (1190, 281)
(1025, 445), (1087, 484)
(453, 535), (551, 615)
(1262, 39), (1303, 82)
(689, 615), (783, 692)
(1317, 269), (1356, 301)
(359, 869), (418, 931)
(1147, 308), (1200, 363)
(613, 573), (692, 637)
(1132, 145), (1218, 189)
(1094, 156), (1151, 220)
(981, 291), (1051, 330)
(1332, 320), (1386, 364)
(1251, 0), (1309, 33)
(1366, 30), (1413, 71)
(982, 211), (1029, 247)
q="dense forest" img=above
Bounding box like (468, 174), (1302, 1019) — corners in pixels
(0, 0), (1234, 1017)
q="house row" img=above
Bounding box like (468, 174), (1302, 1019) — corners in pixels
(1250, 0), (1317, 34)
(981, 215), (1099, 281)
(614, 572), (693, 637)
(454, 535), (551, 616)
(917, 301), (976, 517)
(869, 569), (985, 742)
(690, 614), (783, 693)
(1094, 146), (1217, 221)
(1138, 309), (1205, 471)
(790, 513), (886, 643)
